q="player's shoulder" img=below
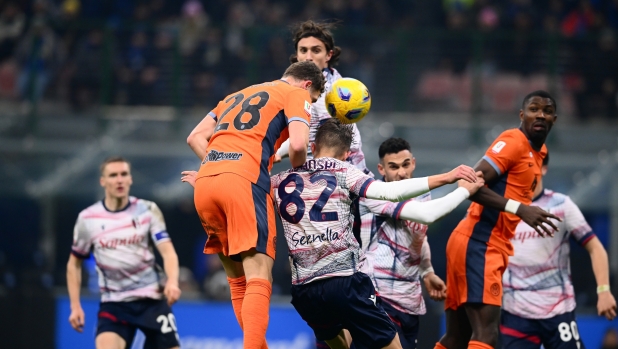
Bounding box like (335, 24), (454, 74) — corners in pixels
(540, 189), (569, 207)
(497, 128), (527, 141)
(77, 200), (106, 220)
(132, 197), (161, 212)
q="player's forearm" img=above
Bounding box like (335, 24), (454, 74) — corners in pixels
(398, 187), (469, 225)
(288, 146), (307, 168)
(365, 177), (430, 202)
(66, 260), (83, 310)
(427, 173), (455, 190)
(587, 239), (611, 287)
(469, 186), (510, 211)
(162, 251), (180, 286)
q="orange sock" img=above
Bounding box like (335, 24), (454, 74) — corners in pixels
(434, 343), (448, 349)
(228, 276), (247, 329)
(228, 276), (269, 349)
(468, 340), (493, 349)
(242, 278), (272, 349)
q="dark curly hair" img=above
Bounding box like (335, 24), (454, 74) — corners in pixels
(289, 20), (342, 68)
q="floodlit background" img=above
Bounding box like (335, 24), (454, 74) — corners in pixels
(1, 0), (618, 348)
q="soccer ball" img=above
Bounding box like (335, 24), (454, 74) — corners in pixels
(325, 78), (371, 124)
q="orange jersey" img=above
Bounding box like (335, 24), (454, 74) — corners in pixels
(453, 128), (547, 255)
(197, 80), (312, 191)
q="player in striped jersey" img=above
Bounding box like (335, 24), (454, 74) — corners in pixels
(359, 138), (447, 349)
(500, 153), (616, 349)
(275, 20), (371, 175)
(271, 119), (483, 349)
(67, 157), (181, 349)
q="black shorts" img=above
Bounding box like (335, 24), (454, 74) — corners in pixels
(291, 272), (397, 349)
(500, 310), (585, 349)
(97, 298), (179, 349)
(381, 301), (420, 349)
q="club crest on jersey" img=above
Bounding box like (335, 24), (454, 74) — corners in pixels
(202, 149), (243, 164)
(304, 101), (312, 116)
(132, 217), (140, 229)
(491, 141), (506, 154)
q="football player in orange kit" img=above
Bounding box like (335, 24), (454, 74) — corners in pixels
(186, 61), (325, 349)
(435, 90), (562, 349)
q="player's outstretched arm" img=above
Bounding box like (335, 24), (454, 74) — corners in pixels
(66, 254), (85, 332)
(470, 159), (560, 237)
(364, 165), (477, 203)
(156, 241), (182, 306)
(187, 115), (217, 160)
(584, 237), (617, 320)
(395, 175), (485, 224)
(288, 121), (309, 168)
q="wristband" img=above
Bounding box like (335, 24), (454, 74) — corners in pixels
(597, 285), (611, 294)
(505, 199), (521, 215)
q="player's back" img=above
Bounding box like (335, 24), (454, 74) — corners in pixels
(453, 128), (547, 254)
(198, 80), (311, 191)
(271, 157), (374, 285)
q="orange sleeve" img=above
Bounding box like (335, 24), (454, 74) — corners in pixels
(207, 100), (225, 122)
(283, 89), (311, 126)
(482, 131), (521, 176)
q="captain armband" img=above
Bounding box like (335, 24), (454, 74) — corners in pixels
(505, 199), (521, 215)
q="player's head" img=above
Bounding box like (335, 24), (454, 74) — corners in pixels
(519, 90), (557, 146)
(282, 61), (325, 103)
(100, 156), (132, 200)
(311, 118), (353, 161)
(290, 20), (341, 70)
(377, 137), (416, 182)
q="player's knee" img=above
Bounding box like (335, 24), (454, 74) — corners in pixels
(471, 326), (499, 347)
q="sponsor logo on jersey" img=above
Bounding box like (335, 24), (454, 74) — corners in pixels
(304, 101), (312, 116)
(291, 227), (341, 247)
(202, 149), (243, 164)
(98, 234), (146, 249)
(491, 141), (506, 154)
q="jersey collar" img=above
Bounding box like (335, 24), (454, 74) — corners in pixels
(101, 199), (132, 213)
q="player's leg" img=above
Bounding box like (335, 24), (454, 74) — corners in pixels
(95, 302), (137, 349)
(499, 310), (542, 349)
(234, 180), (278, 349)
(540, 311), (585, 349)
(436, 232), (473, 349)
(338, 272), (401, 349)
(437, 308), (472, 349)
(95, 332), (126, 349)
(324, 329), (352, 349)
(380, 300), (420, 349)
(464, 303), (501, 348)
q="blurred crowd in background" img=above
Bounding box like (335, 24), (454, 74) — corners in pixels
(0, 0), (617, 119)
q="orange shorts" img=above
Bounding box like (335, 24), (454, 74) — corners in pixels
(194, 173), (277, 261)
(444, 232), (510, 310)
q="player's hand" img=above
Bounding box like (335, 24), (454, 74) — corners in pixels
(423, 272), (447, 301)
(69, 306), (85, 332)
(446, 165), (478, 184)
(516, 204), (561, 237)
(181, 171), (198, 188)
(457, 171), (485, 196)
(164, 281), (182, 306)
(273, 153), (282, 163)
(598, 291), (617, 320)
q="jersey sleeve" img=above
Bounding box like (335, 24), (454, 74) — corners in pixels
(564, 196), (594, 246)
(207, 100), (225, 122)
(148, 202), (171, 245)
(482, 131), (521, 176)
(363, 197), (409, 220)
(344, 164), (375, 197)
(71, 213), (92, 259)
(283, 89), (312, 126)
(419, 237), (434, 278)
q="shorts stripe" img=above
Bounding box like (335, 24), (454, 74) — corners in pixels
(470, 172), (509, 243)
(499, 325), (541, 344)
(252, 183), (269, 254)
(465, 239), (487, 303)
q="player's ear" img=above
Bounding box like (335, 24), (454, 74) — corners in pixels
(99, 176), (105, 187)
(541, 165), (548, 176)
(377, 162), (385, 177)
(310, 142), (317, 155)
(325, 49), (333, 63)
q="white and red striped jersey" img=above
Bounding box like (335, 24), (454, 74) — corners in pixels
(502, 189), (595, 319)
(71, 197), (171, 302)
(271, 157), (374, 285)
(360, 191), (432, 315)
(308, 68), (370, 175)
